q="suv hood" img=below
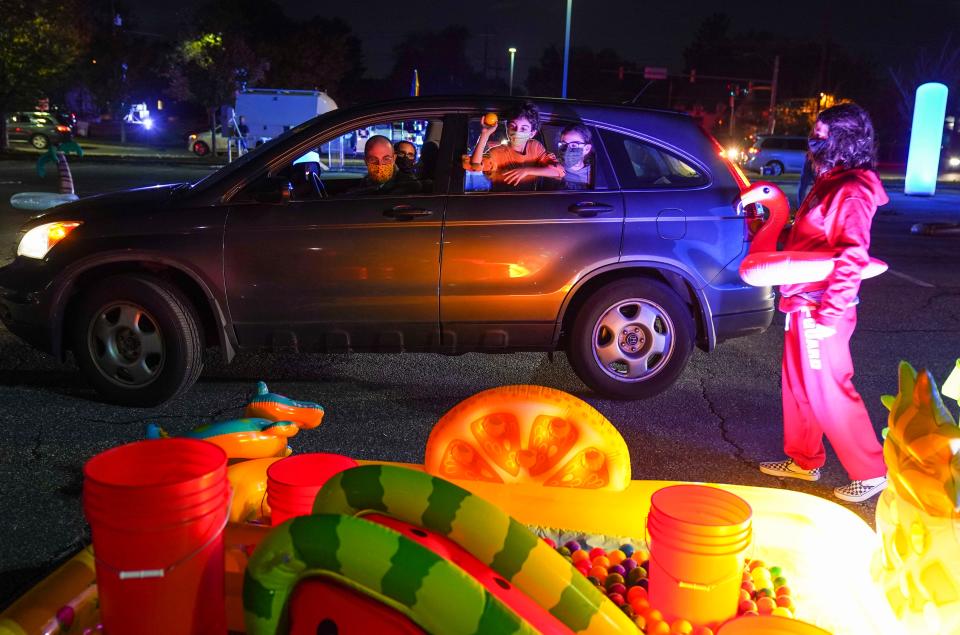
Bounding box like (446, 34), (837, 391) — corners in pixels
(28, 183), (188, 225)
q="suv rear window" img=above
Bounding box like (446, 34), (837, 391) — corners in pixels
(785, 139), (808, 151)
(601, 130), (707, 189)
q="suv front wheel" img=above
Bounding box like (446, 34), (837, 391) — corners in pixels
(567, 278), (694, 400)
(71, 275), (204, 407)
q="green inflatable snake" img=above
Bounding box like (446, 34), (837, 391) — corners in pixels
(243, 464), (635, 634)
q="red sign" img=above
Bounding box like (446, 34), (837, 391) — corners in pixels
(643, 67), (668, 80)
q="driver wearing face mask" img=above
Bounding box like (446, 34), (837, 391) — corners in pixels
(348, 135), (421, 196)
(558, 124), (593, 190)
(462, 102), (564, 190)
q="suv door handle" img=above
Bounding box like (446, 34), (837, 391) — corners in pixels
(384, 205), (432, 220)
(569, 202), (614, 217)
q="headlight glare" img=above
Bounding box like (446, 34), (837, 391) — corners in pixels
(17, 221), (82, 259)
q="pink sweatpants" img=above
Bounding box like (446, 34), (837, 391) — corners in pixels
(781, 307), (886, 480)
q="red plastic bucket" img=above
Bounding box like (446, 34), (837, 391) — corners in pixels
(83, 438), (229, 635)
(267, 453), (358, 525)
(648, 485), (753, 630)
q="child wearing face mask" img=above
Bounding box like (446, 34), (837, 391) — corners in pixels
(463, 102), (564, 190)
(558, 124), (593, 190)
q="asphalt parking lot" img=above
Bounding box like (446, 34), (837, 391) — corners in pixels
(1, 158), (958, 607)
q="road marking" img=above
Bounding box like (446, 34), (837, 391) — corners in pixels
(0, 180), (22, 185)
(886, 269), (936, 288)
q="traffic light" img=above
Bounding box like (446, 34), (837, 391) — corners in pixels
(689, 69), (696, 83)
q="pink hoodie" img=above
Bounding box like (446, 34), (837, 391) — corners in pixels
(779, 168), (889, 327)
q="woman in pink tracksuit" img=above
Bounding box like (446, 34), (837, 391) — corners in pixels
(759, 103), (889, 502)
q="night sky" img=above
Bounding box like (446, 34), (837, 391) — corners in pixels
(132, 0), (960, 85)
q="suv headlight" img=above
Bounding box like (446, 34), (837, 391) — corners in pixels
(17, 221), (82, 259)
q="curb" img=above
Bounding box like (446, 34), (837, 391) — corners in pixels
(910, 222), (960, 236)
(0, 151), (224, 168)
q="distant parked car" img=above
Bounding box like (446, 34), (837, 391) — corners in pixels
(187, 126), (241, 156)
(5, 111), (73, 150)
(741, 136), (808, 175)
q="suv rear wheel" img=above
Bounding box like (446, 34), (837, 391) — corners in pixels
(566, 279), (694, 399)
(192, 140), (210, 156)
(71, 275), (204, 406)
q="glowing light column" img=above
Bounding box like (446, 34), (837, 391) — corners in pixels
(905, 82), (948, 196)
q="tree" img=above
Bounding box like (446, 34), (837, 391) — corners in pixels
(0, 0), (87, 148)
(386, 26), (483, 97)
(526, 45), (638, 103)
(263, 17), (365, 101)
(888, 36), (960, 125)
(166, 33), (267, 155)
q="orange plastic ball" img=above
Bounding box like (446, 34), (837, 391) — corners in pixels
(776, 595), (794, 610)
(739, 589), (751, 603)
(633, 614), (647, 630)
(691, 628), (714, 635)
(592, 556), (611, 569)
(635, 548), (651, 562)
(482, 113), (498, 127)
(630, 597), (650, 613)
(571, 550), (590, 563)
(588, 565), (608, 579)
(748, 560), (766, 571)
(756, 597), (777, 614)
(644, 608), (664, 622)
(648, 620), (671, 635)
(775, 585), (792, 597)
(738, 600), (757, 614)
(627, 585), (647, 601)
(607, 549), (626, 565)
(670, 618), (693, 634)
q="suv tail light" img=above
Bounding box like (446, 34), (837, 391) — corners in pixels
(701, 131), (759, 239)
(56, 124), (70, 133)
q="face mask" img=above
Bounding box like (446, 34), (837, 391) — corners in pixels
(368, 164), (394, 184)
(560, 147), (585, 168)
(808, 136), (828, 155)
(396, 155), (415, 173)
(508, 130), (532, 147)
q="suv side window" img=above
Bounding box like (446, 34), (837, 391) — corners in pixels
(239, 117), (442, 202)
(786, 139), (808, 151)
(761, 138), (783, 150)
(600, 129), (707, 189)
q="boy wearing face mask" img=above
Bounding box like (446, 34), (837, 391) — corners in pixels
(558, 124), (593, 190)
(463, 102), (564, 190)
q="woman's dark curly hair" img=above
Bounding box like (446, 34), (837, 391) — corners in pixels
(813, 103), (877, 174)
(508, 101), (540, 131)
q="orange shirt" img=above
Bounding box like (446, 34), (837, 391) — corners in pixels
(462, 139), (564, 188)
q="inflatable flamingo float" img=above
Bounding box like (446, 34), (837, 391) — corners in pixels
(737, 181), (888, 286)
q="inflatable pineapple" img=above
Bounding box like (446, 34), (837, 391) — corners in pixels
(873, 360), (960, 635)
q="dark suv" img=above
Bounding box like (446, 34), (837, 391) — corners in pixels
(5, 111), (73, 150)
(0, 96), (773, 406)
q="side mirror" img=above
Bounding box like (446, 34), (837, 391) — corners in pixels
(254, 178), (292, 204)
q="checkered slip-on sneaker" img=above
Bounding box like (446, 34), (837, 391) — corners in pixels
(834, 477), (887, 503)
(758, 458), (821, 482)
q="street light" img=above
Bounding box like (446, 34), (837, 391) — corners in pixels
(508, 47), (517, 96)
(561, 0), (572, 98)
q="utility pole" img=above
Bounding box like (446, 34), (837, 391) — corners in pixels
(561, 0), (572, 98)
(508, 48), (517, 96)
(729, 90), (736, 136)
(768, 54), (780, 134)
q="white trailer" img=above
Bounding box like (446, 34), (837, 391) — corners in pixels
(235, 89), (338, 146)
